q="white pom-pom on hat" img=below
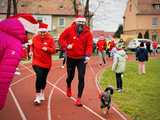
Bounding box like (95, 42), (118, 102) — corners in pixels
(74, 16), (86, 22)
(15, 13), (38, 34)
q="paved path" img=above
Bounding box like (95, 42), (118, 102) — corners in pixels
(0, 56), (130, 120)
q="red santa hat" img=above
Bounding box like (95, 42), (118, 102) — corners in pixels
(74, 16), (86, 23)
(38, 22), (48, 32)
(13, 13), (39, 33)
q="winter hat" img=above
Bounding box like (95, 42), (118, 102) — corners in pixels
(38, 22), (48, 32)
(74, 16), (86, 23)
(14, 13), (38, 33)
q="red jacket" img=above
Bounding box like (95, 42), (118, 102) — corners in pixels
(96, 39), (106, 52)
(32, 33), (56, 69)
(152, 40), (158, 49)
(108, 40), (116, 51)
(59, 23), (93, 59)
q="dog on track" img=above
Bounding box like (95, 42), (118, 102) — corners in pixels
(100, 86), (114, 114)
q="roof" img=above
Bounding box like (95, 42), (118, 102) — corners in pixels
(0, 0), (83, 16)
(136, 0), (160, 15)
(93, 30), (114, 38)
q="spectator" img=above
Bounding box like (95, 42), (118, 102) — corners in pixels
(112, 42), (127, 93)
(152, 39), (158, 56)
(136, 42), (148, 75)
(0, 13), (38, 110)
(145, 41), (152, 56)
(108, 39), (116, 57)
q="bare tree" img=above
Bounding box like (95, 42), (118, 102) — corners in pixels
(84, 0), (89, 17)
(7, 0), (18, 18)
(91, 0), (104, 13)
(7, 0), (11, 18)
(72, 0), (78, 16)
(13, 0), (17, 15)
(72, 0), (91, 26)
(72, 0), (104, 26)
(84, 0), (90, 26)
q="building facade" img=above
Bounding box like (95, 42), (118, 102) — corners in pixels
(0, 0), (87, 39)
(123, 0), (160, 42)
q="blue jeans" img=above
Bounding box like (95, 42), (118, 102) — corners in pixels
(116, 73), (122, 90)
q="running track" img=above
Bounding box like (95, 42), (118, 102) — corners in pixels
(0, 56), (130, 120)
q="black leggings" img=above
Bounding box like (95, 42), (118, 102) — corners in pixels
(66, 57), (86, 98)
(33, 65), (49, 93)
(116, 73), (122, 90)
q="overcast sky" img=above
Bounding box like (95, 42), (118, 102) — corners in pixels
(89, 0), (128, 32)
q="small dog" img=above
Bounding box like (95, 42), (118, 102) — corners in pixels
(100, 86), (114, 114)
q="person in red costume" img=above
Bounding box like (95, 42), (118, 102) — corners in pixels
(59, 16), (93, 106)
(31, 22), (56, 104)
(96, 35), (107, 65)
(152, 39), (158, 56)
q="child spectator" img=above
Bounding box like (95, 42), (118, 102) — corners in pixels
(112, 42), (127, 93)
(136, 42), (148, 74)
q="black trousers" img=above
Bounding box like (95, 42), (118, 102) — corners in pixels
(116, 73), (122, 90)
(66, 57), (86, 98)
(33, 65), (49, 93)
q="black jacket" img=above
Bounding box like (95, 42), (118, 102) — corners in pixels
(136, 47), (148, 62)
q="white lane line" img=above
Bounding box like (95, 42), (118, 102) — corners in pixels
(47, 81), (106, 120)
(22, 64), (106, 120)
(11, 74), (33, 87)
(47, 87), (54, 120)
(20, 63), (33, 73)
(111, 107), (128, 120)
(47, 74), (66, 120)
(20, 64), (66, 120)
(88, 64), (128, 120)
(88, 64), (102, 92)
(9, 88), (27, 120)
(10, 63), (34, 87)
(8, 64), (33, 120)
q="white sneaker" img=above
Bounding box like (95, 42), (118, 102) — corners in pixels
(118, 89), (122, 93)
(15, 71), (21, 75)
(121, 74), (124, 78)
(34, 96), (41, 105)
(39, 93), (45, 101)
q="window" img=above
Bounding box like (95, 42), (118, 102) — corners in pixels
(153, 4), (160, 10)
(152, 17), (158, 27)
(0, 1), (5, 7)
(59, 17), (65, 27)
(37, 16), (43, 22)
